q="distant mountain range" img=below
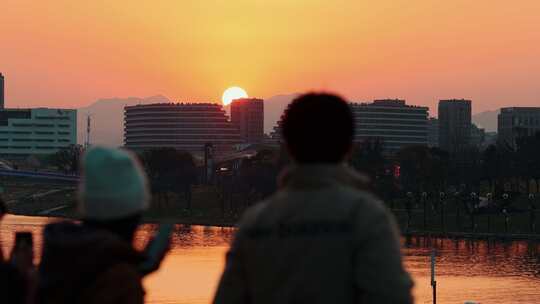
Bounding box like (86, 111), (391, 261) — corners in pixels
(263, 93), (298, 133)
(77, 95), (171, 147)
(77, 93), (298, 146)
(472, 110), (499, 132)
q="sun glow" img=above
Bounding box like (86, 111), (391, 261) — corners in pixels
(222, 87), (248, 106)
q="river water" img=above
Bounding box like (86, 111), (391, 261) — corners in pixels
(1, 215), (539, 304)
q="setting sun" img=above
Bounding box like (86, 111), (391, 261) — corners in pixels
(222, 87), (248, 106)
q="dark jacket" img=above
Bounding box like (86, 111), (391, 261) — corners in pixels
(38, 222), (145, 304)
(0, 262), (29, 304)
(214, 164), (413, 304)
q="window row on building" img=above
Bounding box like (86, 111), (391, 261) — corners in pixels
(124, 103), (242, 156)
(0, 138), (71, 142)
(498, 107), (540, 149)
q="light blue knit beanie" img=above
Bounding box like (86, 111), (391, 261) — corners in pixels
(78, 146), (150, 220)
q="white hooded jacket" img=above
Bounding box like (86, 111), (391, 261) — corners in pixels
(214, 164), (413, 304)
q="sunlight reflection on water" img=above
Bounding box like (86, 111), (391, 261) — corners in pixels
(1, 215), (539, 304)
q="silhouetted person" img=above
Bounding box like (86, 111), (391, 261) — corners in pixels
(0, 196), (6, 261)
(0, 197), (33, 304)
(38, 147), (150, 304)
(214, 93), (413, 304)
(0, 262), (28, 304)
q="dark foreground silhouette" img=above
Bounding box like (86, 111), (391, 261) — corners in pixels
(214, 93), (413, 304)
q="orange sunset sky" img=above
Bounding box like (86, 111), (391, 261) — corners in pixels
(1, 0), (539, 114)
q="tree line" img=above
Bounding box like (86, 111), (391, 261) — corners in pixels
(47, 131), (540, 217)
(350, 132), (540, 202)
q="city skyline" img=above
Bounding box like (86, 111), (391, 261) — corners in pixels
(0, 72), (505, 118)
(0, 71), (511, 146)
(2, 1), (540, 114)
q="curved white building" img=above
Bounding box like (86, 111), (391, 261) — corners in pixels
(267, 99), (429, 153)
(124, 103), (241, 155)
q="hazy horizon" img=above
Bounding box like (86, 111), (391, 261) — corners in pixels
(2, 1), (539, 116)
(0, 91), (510, 115)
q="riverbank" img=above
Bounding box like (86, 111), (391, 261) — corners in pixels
(6, 185), (240, 227)
(142, 215), (236, 227)
(9, 208), (540, 241)
(404, 230), (540, 241)
(5, 185), (539, 239)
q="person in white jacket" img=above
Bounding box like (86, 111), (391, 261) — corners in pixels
(214, 93), (413, 304)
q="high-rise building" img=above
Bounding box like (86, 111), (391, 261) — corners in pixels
(438, 99), (472, 153)
(0, 73), (4, 109)
(230, 98), (264, 144)
(350, 99), (429, 153)
(427, 117), (439, 147)
(124, 103), (242, 156)
(0, 108), (77, 157)
(270, 116), (283, 140)
(498, 107), (540, 149)
(265, 114), (284, 147)
(484, 132), (498, 147)
(470, 123), (486, 148)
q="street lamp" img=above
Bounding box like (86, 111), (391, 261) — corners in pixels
(439, 192), (446, 232)
(486, 193), (492, 232)
(422, 192), (428, 230)
(502, 193), (510, 233)
(470, 192), (478, 232)
(454, 191), (461, 230)
(528, 193), (536, 233)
